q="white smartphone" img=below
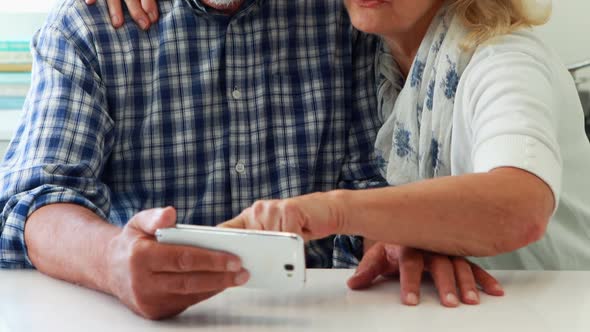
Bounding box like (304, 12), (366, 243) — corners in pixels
(155, 224), (306, 290)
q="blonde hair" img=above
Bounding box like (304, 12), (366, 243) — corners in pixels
(451, 0), (552, 48)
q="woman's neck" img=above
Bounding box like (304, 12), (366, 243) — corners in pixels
(382, 4), (444, 78)
(382, 35), (422, 78)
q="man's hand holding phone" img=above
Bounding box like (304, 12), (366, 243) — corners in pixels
(106, 207), (249, 320)
(156, 225), (306, 290)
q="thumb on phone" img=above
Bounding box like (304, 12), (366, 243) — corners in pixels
(129, 206), (177, 235)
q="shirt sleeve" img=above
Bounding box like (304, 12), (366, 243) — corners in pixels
(0, 22), (114, 268)
(461, 49), (563, 205)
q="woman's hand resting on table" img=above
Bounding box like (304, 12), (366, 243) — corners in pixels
(350, 242), (504, 307)
(220, 194), (504, 306)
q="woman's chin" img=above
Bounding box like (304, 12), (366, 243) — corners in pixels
(345, 4), (392, 36)
(349, 16), (387, 36)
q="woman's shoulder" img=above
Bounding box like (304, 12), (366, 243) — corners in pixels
(458, 27), (577, 104)
(469, 28), (565, 76)
(454, 27), (583, 150)
(454, 27), (578, 133)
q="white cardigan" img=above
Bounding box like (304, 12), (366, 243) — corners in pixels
(451, 29), (590, 270)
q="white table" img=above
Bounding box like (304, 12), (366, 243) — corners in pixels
(1, 269), (589, 332)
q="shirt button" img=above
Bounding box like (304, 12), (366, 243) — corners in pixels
(232, 88), (242, 100)
(235, 162), (246, 174)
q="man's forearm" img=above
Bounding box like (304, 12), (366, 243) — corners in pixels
(25, 204), (120, 294)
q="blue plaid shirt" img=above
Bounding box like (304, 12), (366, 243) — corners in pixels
(0, 0), (384, 269)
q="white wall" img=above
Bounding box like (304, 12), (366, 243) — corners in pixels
(0, 0), (58, 13)
(0, 1), (57, 156)
(0, 141), (8, 159)
(0, 0), (56, 40)
(535, 0), (590, 65)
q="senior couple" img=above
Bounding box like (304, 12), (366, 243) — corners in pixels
(1, 0), (589, 320)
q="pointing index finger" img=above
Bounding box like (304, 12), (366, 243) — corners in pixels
(218, 209), (250, 229)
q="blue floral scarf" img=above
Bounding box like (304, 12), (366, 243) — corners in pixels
(374, 7), (474, 185)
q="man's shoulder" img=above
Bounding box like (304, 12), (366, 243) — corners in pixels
(42, 0), (174, 42)
(43, 0), (111, 36)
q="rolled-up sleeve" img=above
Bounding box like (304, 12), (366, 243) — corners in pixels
(463, 50), (563, 205)
(0, 21), (114, 268)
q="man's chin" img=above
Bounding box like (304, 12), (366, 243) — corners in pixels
(201, 0), (243, 12)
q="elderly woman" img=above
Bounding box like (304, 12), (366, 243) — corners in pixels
(220, 0), (590, 298)
(92, 0), (589, 306)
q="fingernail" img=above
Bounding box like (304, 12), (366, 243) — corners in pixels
(111, 15), (120, 26)
(234, 271), (249, 285)
(352, 269), (367, 278)
(493, 284), (505, 294)
(406, 292), (419, 305)
(156, 207), (167, 218)
(226, 259), (241, 272)
(138, 18), (149, 30)
(466, 290), (479, 303)
(445, 293), (459, 306)
(148, 12), (157, 22)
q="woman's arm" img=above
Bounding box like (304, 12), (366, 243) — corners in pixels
(222, 166), (553, 257)
(336, 166), (554, 257)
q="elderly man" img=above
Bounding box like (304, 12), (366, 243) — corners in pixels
(0, 0), (383, 319)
